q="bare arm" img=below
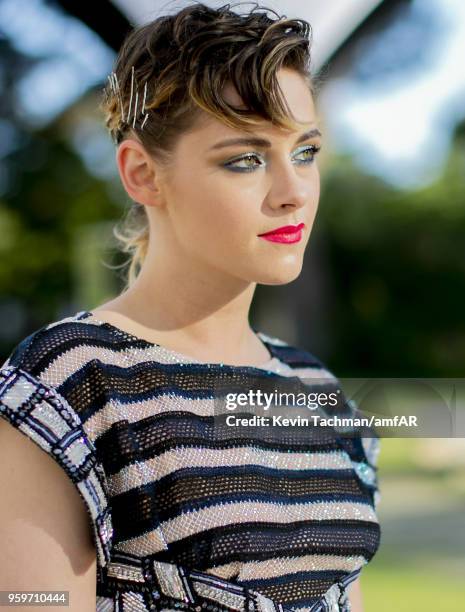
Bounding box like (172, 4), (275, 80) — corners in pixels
(347, 577), (364, 612)
(0, 418), (97, 611)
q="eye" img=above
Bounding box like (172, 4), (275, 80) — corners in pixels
(223, 145), (322, 173)
(223, 153), (264, 172)
(294, 144), (322, 165)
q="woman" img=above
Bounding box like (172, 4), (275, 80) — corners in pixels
(0, 3), (381, 611)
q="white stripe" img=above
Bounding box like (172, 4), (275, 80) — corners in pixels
(82, 386), (336, 443)
(106, 447), (353, 496)
(160, 501), (378, 542)
(206, 554), (367, 581)
(38, 338), (326, 387)
(115, 501), (377, 555)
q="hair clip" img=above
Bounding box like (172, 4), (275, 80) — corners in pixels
(107, 71), (124, 120)
(107, 65), (150, 132)
(132, 90), (139, 129)
(141, 113), (149, 130)
(126, 66), (150, 130)
(140, 81), (149, 129)
(127, 65), (135, 124)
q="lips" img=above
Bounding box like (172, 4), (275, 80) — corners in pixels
(258, 222), (306, 244)
(258, 222), (305, 237)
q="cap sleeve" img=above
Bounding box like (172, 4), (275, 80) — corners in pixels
(0, 363), (113, 569)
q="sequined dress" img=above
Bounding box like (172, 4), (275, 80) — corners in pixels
(0, 310), (381, 612)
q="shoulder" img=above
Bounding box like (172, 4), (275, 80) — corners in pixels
(0, 311), (114, 568)
(2, 310), (105, 383)
(258, 330), (332, 371)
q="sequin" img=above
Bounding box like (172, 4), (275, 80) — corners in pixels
(96, 596), (114, 612)
(108, 562), (145, 582)
(351, 460), (377, 488)
(121, 591), (149, 611)
(0, 310), (381, 612)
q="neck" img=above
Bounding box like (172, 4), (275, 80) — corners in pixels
(108, 252), (269, 364)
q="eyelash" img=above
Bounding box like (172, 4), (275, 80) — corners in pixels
(223, 145), (322, 173)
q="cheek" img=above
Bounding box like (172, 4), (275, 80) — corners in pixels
(171, 170), (261, 251)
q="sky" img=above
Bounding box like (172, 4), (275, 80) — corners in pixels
(0, 0), (464, 190)
(319, 0), (465, 189)
(0, 0), (113, 126)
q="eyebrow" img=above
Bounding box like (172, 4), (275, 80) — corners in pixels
(209, 128), (322, 151)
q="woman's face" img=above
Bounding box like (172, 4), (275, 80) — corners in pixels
(150, 67), (321, 285)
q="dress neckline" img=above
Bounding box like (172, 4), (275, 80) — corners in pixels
(76, 310), (288, 374)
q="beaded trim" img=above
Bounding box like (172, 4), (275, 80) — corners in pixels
(102, 553), (362, 612)
(0, 365), (114, 569)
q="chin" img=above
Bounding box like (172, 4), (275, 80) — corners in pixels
(253, 263), (304, 285)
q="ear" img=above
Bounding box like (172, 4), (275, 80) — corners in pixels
(115, 138), (162, 207)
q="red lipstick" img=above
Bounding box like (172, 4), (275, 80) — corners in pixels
(258, 222), (305, 244)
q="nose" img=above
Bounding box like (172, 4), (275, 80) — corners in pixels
(267, 160), (317, 211)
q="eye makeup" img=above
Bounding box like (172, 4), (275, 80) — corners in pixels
(222, 144), (322, 173)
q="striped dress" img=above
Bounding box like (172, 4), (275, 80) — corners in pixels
(0, 310), (381, 612)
